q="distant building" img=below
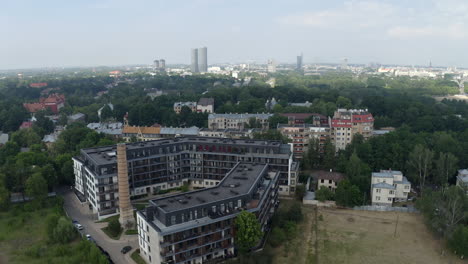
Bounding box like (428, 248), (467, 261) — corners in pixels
(19, 121), (34, 130)
(456, 169), (468, 191)
(330, 109), (374, 152)
(87, 122), (123, 138)
(314, 170), (345, 191)
(153, 60), (160, 70)
(68, 113), (85, 124)
(122, 125), (199, 142)
(289, 101), (312, 108)
(173, 102), (197, 114)
(29, 82), (48, 88)
(145, 88), (167, 99)
(265, 98), (277, 110)
(371, 170), (411, 206)
(277, 124), (329, 159)
(23, 93), (66, 114)
(0, 133), (9, 146)
(160, 59), (166, 69)
(197, 98), (214, 113)
(208, 113), (273, 130)
(191, 48), (199, 73)
(199, 47), (208, 73)
(296, 54), (303, 71)
(198, 128), (255, 139)
(97, 103), (114, 120)
(372, 127), (395, 136)
(267, 59), (276, 73)
(280, 113), (327, 126)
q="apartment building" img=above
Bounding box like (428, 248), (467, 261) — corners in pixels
(137, 162), (279, 264)
(280, 113), (328, 126)
(174, 102), (197, 114)
(277, 124), (329, 159)
(198, 128), (255, 139)
(371, 170), (411, 206)
(122, 126), (199, 142)
(208, 113), (273, 130)
(72, 137), (296, 219)
(330, 109), (374, 152)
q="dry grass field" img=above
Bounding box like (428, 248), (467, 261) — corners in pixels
(270, 204), (464, 264)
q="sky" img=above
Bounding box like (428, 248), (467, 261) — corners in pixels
(2, 0), (468, 69)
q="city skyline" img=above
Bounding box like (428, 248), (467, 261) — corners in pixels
(3, 0), (468, 69)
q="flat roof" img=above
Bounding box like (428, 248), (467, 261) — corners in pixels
(79, 136), (289, 165)
(150, 163), (267, 213)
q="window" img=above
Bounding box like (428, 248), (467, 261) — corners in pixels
(321, 179), (324, 183)
(376, 196), (380, 201)
(212, 206), (217, 213)
(404, 185), (410, 189)
(329, 180), (332, 184)
(388, 198), (392, 202)
(171, 216), (176, 225)
(237, 199), (242, 207)
(389, 191), (394, 195)
(376, 189), (381, 193)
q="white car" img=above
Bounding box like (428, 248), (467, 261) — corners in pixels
(86, 234), (92, 240)
(75, 224), (84, 230)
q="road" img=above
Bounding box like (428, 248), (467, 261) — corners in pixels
(61, 189), (139, 264)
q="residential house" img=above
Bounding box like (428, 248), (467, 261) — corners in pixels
(197, 98), (215, 113)
(173, 102), (197, 114)
(456, 169), (468, 192)
(277, 124), (329, 159)
(371, 170), (411, 206)
(314, 170), (345, 191)
(208, 113), (273, 130)
(87, 122), (123, 138)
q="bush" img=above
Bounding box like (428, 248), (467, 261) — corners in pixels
(269, 227), (286, 247)
(295, 185), (306, 201)
(287, 202), (303, 223)
(107, 218), (122, 237)
(448, 225), (468, 257)
(316, 186), (335, 202)
(52, 217), (77, 243)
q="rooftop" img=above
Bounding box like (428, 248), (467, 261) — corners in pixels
(149, 163), (267, 213)
(197, 98), (214, 106)
(313, 170), (345, 182)
(372, 182), (396, 189)
(372, 170), (403, 178)
(208, 113), (273, 119)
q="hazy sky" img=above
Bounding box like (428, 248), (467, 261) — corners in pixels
(2, 0), (468, 69)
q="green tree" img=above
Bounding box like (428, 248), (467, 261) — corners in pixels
(322, 138), (335, 169)
(408, 144), (434, 196)
(25, 172), (48, 207)
(303, 138), (320, 170)
(268, 114), (288, 128)
(235, 210), (262, 254)
(335, 179), (363, 207)
(108, 218), (122, 237)
(46, 213), (60, 241)
(295, 184), (306, 201)
(434, 152), (458, 186)
(287, 202), (303, 222)
(52, 217), (77, 243)
(448, 225), (468, 258)
(269, 227), (286, 247)
(0, 174), (9, 210)
(100, 104), (113, 121)
(345, 151), (371, 195)
(316, 186), (335, 202)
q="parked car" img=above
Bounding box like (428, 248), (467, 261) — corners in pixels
(121, 246), (132, 254)
(85, 234), (92, 240)
(72, 220), (78, 224)
(75, 223), (83, 230)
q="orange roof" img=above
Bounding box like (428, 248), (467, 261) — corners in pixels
(122, 126), (161, 135)
(23, 103), (46, 113)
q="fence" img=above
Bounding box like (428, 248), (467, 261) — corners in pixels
(353, 205), (419, 213)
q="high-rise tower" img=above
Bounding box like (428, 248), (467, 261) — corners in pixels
(199, 47), (208, 72)
(160, 59), (166, 69)
(296, 53), (303, 71)
(117, 143), (135, 227)
(191, 49), (199, 73)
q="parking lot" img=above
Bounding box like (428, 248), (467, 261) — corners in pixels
(62, 189), (139, 264)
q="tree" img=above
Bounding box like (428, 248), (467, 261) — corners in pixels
(448, 225), (468, 258)
(253, 130), (290, 144)
(100, 104), (113, 121)
(0, 174), (9, 210)
(46, 213), (60, 241)
(434, 152), (458, 186)
(268, 114), (288, 128)
(316, 186), (335, 202)
(295, 184), (306, 201)
(235, 210), (262, 254)
(287, 202), (303, 222)
(322, 138), (335, 169)
(303, 138), (320, 170)
(52, 217), (77, 243)
(269, 227), (286, 247)
(345, 151), (371, 195)
(108, 218), (122, 237)
(408, 144), (434, 196)
(25, 172), (48, 207)
(335, 179), (363, 207)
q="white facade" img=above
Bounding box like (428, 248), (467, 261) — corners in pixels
(456, 169), (468, 193)
(196, 104), (213, 113)
(371, 170), (411, 206)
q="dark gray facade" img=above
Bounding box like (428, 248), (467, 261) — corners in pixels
(191, 49), (199, 73)
(198, 47), (207, 73)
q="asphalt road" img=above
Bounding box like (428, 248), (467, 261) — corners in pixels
(61, 189), (139, 264)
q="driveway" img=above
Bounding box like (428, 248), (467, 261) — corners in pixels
(61, 189), (139, 264)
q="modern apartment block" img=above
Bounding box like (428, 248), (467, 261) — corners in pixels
(371, 170), (411, 206)
(72, 137), (296, 219)
(330, 109), (374, 152)
(137, 162), (279, 264)
(277, 124), (329, 160)
(208, 113), (273, 130)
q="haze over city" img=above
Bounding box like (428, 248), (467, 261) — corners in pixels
(3, 0), (468, 69)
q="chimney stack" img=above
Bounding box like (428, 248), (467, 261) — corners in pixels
(117, 143), (135, 228)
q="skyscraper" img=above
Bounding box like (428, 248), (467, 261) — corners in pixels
(160, 59), (166, 69)
(199, 47), (208, 72)
(296, 53), (303, 71)
(191, 48), (199, 73)
(153, 60), (159, 70)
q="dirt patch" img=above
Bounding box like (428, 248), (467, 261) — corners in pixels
(316, 208), (464, 264)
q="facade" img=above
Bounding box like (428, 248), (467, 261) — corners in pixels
(456, 169), (468, 191)
(289, 101), (312, 108)
(72, 137), (296, 219)
(174, 102), (197, 114)
(330, 109), (374, 152)
(208, 113), (273, 130)
(314, 170), (344, 191)
(87, 122), (123, 138)
(198, 47), (208, 73)
(371, 170), (411, 206)
(277, 124), (329, 160)
(191, 49), (199, 73)
(198, 128), (255, 139)
(137, 162), (279, 264)
(196, 98), (214, 113)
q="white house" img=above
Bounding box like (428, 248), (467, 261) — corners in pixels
(371, 170), (411, 206)
(456, 169), (468, 193)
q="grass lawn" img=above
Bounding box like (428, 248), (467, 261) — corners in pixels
(131, 249), (146, 264)
(101, 226), (122, 240)
(0, 198), (107, 264)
